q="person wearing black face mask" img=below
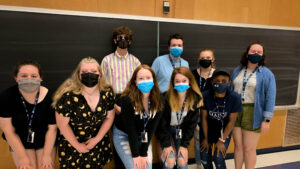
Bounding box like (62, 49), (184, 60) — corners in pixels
(200, 70), (242, 169)
(53, 57), (115, 169)
(191, 48), (216, 169)
(101, 26), (141, 169)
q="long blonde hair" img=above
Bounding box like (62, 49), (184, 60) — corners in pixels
(121, 65), (163, 115)
(52, 57), (111, 107)
(167, 67), (203, 112)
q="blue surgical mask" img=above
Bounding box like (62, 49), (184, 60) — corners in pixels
(213, 83), (229, 94)
(248, 53), (262, 64)
(170, 47), (183, 58)
(137, 80), (154, 93)
(174, 83), (190, 93)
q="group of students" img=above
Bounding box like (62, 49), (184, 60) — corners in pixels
(0, 26), (276, 169)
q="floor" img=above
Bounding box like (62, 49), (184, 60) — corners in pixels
(188, 149), (300, 169)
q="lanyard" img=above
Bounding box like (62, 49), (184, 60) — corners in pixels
(242, 67), (257, 93)
(199, 68), (212, 91)
(169, 56), (181, 69)
(176, 99), (186, 127)
(19, 90), (40, 129)
(142, 100), (151, 132)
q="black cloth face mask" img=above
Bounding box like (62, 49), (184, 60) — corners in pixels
(199, 59), (212, 68)
(117, 39), (130, 49)
(81, 73), (99, 87)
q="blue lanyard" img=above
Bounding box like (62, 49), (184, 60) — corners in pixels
(169, 56), (181, 69)
(199, 68), (212, 91)
(176, 99), (186, 128)
(142, 100), (151, 131)
(242, 67), (257, 93)
(20, 90), (40, 129)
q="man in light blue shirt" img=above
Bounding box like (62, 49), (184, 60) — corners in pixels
(151, 33), (189, 93)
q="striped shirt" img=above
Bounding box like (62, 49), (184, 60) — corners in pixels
(101, 52), (141, 94)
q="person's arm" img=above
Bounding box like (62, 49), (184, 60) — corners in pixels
(55, 112), (89, 153)
(85, 109), (115, 149)
(221, 113), (238, 140)
(0, 117), (32, 168)
(263, 70), (276, 119)
(40, 124), (57, 169)
(200, 109), (210, 152)
(151, 58), (160, 75)
(119, 96), (140, 158)
(100, 57), (108, 79)
(156, 98), (172, 148)
(180, 108), (199, 148)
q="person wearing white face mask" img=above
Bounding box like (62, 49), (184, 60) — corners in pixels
(0, 60), (57, 169)
(151, 33), (189, 93)
(113, 65), (163, 169)
(157, 67), (203, 169)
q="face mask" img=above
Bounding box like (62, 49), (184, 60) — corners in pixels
(117, 39), (130, 49)
(18, 78), (41, 93)
(170, 47), (183, 58)
(174, 83), (190, 93)
(213, 83), (229, 94)
(137, 80), (154, 93)
(248, 53), (262, 64)
(199, 60), (212, 68)
(81, 73), (99, 88)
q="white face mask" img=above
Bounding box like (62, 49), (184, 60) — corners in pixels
(18, 78), (41, 93)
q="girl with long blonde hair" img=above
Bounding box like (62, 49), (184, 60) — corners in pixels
(53, 57), (115, 169)
(158, 66), (203, 169)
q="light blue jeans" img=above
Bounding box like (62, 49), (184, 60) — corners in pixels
(162, 126), (188, 169)
(113, 125), (152, 169)
(194, 124), (201, 164)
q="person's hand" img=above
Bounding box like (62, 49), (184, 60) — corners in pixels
(114, 104), (121, 115)
(216, 141), (226, 158)
(132, 156), (142, 169)
(200, 139), (210, 153)
(17, 156), (32, 169)
(178, 146), (188, 163)
(261, 121), (270, 133)
(74, 143), (89, 153)
(40, 154), (54, 169)
(140, 156), (149, 169)
(162, 146), (174, 162)
(85, 137), (99, 150)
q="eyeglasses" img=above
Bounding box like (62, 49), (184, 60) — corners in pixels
(116, 35), (129, 41)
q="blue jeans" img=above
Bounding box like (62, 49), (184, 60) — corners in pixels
(200, 134), (231, 169)
(113, 125), (152, 169)
(162, 126), (188, 169)
(194, 123), (201, 164)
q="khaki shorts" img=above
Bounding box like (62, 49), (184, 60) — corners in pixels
(235, 104), (261, 133)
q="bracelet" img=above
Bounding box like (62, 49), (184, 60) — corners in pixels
(218, 137), (225, 143)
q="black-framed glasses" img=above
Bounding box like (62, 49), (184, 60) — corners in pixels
(116, 35), (129, 41)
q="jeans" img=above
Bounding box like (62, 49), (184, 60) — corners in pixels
(113, 125), (152, 169)
(200, 134), (231, 169)
(162, 126), (188, 169)
(194, 124), (201, 164)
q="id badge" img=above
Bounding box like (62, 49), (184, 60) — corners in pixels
(141, 131), (148, 143)
(27, 129), (35, 143)
(176, 129), (182, 139)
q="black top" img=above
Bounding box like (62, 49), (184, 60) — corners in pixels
(192, 69), (213, 92)
(55, 87), (115, 168)
(114, 95), (163, 157)
(157, 93), (201, 148)
(0, 85), (55, 149)
(202, 89), (243, 143)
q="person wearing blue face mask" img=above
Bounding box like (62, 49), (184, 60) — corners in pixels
(157, 67), (203, 169)
(113, 65), (163, 169)
(200, 70), (242, 169)
(151, 33), (189, 93)
(231, 42), (276, 169)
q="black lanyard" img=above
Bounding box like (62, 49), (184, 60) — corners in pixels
(199, 68), (212, 91)
(142, 100), (151, 132)
(176, 99), (186, 128)
(169, 56), (181, 69)
(242, 67), (257, 93)
(20, 90), (40, 129)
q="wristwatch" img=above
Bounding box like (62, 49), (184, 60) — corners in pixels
(264, 118), (270, 123)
